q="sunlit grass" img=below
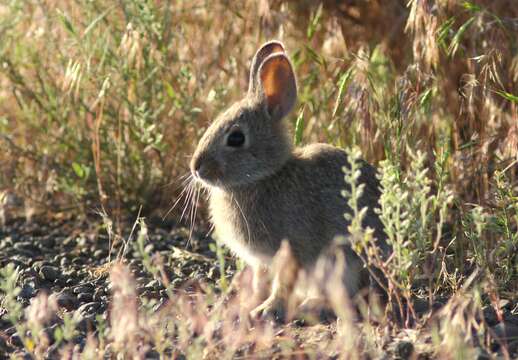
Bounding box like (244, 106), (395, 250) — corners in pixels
(0, 0), (516, 358)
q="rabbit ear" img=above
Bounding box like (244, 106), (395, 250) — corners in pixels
(257, 53), (297, 119)
(248, 40), (285, 94)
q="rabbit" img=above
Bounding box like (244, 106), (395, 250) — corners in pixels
(190, 40), (390, 319)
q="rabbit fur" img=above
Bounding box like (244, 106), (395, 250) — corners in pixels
(190, 40), (390, 318)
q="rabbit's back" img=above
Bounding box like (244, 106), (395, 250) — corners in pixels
(209, 143), (387, 270)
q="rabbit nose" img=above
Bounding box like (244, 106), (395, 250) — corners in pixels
(191, 154), (208, 180)
(191, 153), (220, 182)
(190, 156), (201, 177)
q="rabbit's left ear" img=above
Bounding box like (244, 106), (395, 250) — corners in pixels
(257, 53), (297, 119)
(248, 40), (285, 94)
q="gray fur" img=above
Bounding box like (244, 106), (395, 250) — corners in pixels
(191, 41), (389, 301)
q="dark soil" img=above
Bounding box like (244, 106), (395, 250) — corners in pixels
(0, 216), (234, 358)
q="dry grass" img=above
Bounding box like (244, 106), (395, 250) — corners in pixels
(0, 0), (517, 358)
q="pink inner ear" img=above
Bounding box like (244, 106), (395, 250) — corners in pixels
(260, 56), (295, 116)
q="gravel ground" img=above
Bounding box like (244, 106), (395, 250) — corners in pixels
(0, 216), (234, 358)
(0, 217), (517, 359)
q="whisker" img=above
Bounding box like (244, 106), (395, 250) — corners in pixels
(178, 174), (195, 190)
(162, 174), (193, 220)
(180, 179), (195, 224)
(188, 184), (201, 247)
(187, 185), (195, 245)
(160, 172), (191, 189)
(232, 193), (251, 245)
(206, 222), (215, 237)
(162, 188), (191, 220)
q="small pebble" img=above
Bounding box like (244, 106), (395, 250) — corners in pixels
(13, 242), (38, 254)
(72, 257), (85, 265)
(18, 283), (36, 299)
(53, 291), (78, 310)
(76, 302), (100, 316)
(395, 341), (414, 359)
(145, 279), (161, 290)
(77, 292), (94, 303)
(39, 236), (55, 248)
(73, 284), (94, 294)
(9, 333), (23, 348)
(39, 266), (60, 282)
(93, 249), (106, 260)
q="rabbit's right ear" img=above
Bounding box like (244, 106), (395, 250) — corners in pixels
(248, 41), (285, 94)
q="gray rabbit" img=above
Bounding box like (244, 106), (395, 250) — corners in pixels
(190, 41), (389, 319)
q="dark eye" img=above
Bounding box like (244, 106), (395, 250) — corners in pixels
(227, 130), (245, 147)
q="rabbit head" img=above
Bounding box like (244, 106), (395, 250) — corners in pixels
(190, 41), (297, 188)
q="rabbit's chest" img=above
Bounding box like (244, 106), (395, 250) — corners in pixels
(208, 189), (276, 266)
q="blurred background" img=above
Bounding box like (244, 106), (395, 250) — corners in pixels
(0, 0), (516, 222)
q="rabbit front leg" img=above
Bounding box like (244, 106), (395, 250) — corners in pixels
(252, 264), (270, 301)
(249, 269), (289, 321)
(250, 241), (299, 321)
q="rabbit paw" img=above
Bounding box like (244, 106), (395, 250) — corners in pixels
(250, 297), (286, 323)
(297, 298), (336, 325)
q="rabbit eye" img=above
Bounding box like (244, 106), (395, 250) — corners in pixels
(227, 130), (245, 147)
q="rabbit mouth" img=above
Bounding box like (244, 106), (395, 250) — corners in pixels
(191, 165), (224, 188)
(190, 153), (223, 187)
(192, 173), (218, 188)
